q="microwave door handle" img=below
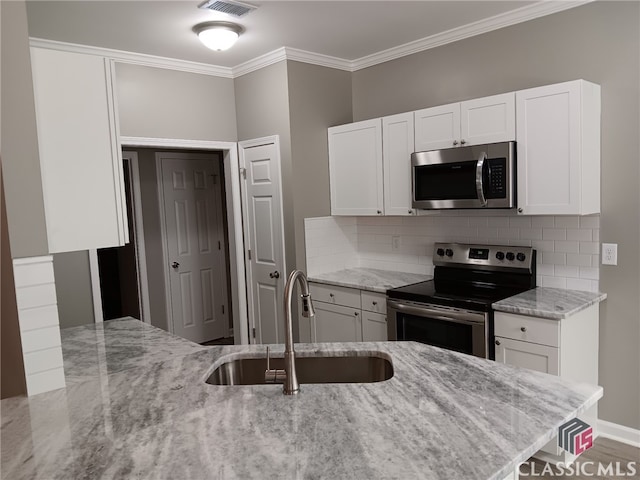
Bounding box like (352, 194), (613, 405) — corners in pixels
(476, 151), (488, 207)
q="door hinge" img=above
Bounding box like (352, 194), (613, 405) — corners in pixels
(212, 174), (218, 185)
(218, 240), (221, 250)
(252, 327), (256, 338)
(240, 167), (246, 179)
(221, 304), (225, 315)
(247, 249), (252, 260)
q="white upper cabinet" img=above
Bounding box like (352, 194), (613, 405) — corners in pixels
(414, 92), (515, 152)
(516, 80), (600, 215)
(30, 47), (128, 253)
(414, 103), (461, 151)
(328, 118), (383, 216)
(383, 112), (415, 216)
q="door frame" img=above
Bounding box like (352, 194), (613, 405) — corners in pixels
(238, 135), (286, 344)
(89, 136), (248, 345)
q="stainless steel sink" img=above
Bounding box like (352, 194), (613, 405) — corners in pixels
(206, 354), (394, 386)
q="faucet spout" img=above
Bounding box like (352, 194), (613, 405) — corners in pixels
(282, 270), (314, 395)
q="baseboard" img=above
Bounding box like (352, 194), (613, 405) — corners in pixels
(598, 419), (640, 448)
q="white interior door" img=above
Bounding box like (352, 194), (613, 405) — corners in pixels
(239, 138), (286, 345)
(159, 153), (228, 343)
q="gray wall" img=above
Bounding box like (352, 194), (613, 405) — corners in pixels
(0, 1), (48, 258)
(116, 63), (238, 142)
(287, 61), (353, 271)
(352, 1), (640, 430)
(53, 252), (95, 328)
(234, 62), (296, 278)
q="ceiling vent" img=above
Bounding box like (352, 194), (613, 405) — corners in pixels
(198, 0), (257, 18)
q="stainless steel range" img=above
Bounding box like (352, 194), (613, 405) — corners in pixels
(386, 243), (536, 359)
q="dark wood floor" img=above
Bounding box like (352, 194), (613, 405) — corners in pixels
(519, 437), (640, 479)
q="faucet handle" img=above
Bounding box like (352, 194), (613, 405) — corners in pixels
(264, 346), (286, 384)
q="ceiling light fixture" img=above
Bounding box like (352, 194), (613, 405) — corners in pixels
(193, 21), (243, 51)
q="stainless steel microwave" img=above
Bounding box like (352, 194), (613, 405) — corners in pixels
(411, 141), (516, 210)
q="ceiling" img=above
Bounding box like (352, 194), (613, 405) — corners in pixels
(24, 0), (556, 70)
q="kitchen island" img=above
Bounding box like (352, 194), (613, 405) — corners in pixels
(1, 332), (601, 480)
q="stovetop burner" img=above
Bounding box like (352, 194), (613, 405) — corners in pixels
(387, 242), (536, 311)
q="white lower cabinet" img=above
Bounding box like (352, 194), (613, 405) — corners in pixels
(362, 311), (388, 342)
(494, 306), (599, 460)
(308, 283), (388, 343)
(314, 302), (362, 343)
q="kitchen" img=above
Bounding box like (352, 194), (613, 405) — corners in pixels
(1, 1), (639, 478)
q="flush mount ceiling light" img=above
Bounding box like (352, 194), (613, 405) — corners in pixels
(193, 21), (244, 51)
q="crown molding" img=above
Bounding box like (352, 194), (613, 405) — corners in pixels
(29, 38), (234, 78)
(351, 0), (594, 71)
(29, 1), (593, 79)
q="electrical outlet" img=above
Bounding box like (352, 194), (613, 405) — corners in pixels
(392, 235), (401, 252)
(602, 243), (618, 265)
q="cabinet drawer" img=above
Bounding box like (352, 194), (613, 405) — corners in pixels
(309, 283), (361, 309)
(494, 313), (560, 347)
(361, 291), (387, 314)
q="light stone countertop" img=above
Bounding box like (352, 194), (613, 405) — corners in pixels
(1, 340), (602, 480)
(308, 267), (431, 293)
(492, 287), (607, 320)
(60, 317), (207, 385)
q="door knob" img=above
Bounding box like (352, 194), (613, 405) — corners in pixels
(269, 271), (280, 279)
(171, 262), (180, 269)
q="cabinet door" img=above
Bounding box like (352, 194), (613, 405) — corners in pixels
(414, 103), (461, 152)
(30, 48), (127, 253)
(362, 311), (387, 342)
(328, 119), (383, 216)
(495, 337), (559, 375)
(383, 112), (415, 216)
(516, 80), (600, 215)
(460, 92), (515, 146)
(313, 302), (362, 343)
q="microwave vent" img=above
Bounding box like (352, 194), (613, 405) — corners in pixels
(198, 0), (256, 17)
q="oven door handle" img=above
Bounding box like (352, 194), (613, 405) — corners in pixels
(387, 300), (486, 326)
(476, 151), (488, 207)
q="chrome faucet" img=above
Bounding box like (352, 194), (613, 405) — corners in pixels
(265, 270), (315, 395)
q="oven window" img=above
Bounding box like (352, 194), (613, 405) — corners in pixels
(414, 161), (478, 201)
(399, 313), (473, 355)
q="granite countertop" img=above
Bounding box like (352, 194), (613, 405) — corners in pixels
(1, 341), (602, 480)
(60, 317), (207, 385)
(308, 268), (431, 293)
(492, 287), (607, 320)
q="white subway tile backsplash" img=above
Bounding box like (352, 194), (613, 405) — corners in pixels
(23, 347), (64, 375)
(26, 367), (66, 396)
(554, 217), (580, 228)
(567, 229), (592, 242)
(17, 305), (59, 332)
(15, 283), (58, 310)
(554, 241), (580, 254)
(304, 214), (599, 290)
(21, 326), (62, 353)
(543, 228), (567, 241)
(567, 253), (593, 267)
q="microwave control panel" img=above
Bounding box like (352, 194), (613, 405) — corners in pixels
(485, 158), (507, 199)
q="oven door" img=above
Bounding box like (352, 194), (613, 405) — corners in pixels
(387, 299), (489, 359)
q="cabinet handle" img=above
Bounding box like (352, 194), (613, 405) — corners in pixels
(372, 301), (377, 306)
(329, 293), (334, 298)
(460, 139), (467, 145)
(453, 140), (459, 146)
(520, 327), (527, 332)
(354, 312), (359, 316)
(518, 208), (523, 213)
(408, 210), (413, 214)
(377, 210), (382, 215)
(495, 340), (501, 346)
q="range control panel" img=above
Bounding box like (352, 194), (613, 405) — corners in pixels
(433, 243), (534, 272)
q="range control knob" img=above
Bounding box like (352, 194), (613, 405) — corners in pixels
(436, 248), (445, 257)
(445, 248), (454, 258)
(495, 251), (505, 261)
(506, 252), (515, 261)
(516, 252), (526, 262)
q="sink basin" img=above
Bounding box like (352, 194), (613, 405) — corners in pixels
(206, 354), (393, 386)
